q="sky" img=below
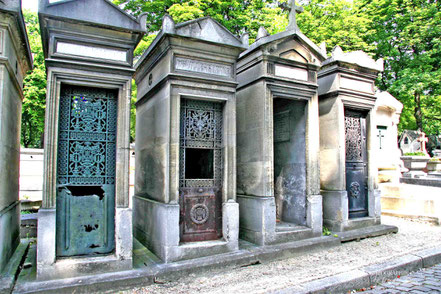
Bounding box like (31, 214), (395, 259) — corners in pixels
(22, 0), (38, 12)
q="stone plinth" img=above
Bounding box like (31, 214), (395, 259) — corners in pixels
(36, 0), (145, 280)
(401, 156), (430, 178)
(0, 0), (32, 278)
(134, 16), (246, 262)
(236, 27), (326, 245)
(318, 47), (384, 232)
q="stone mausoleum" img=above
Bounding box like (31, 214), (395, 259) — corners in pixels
(236, 5), (325, 245)
(0, 0), (32, 289)
(134, 15), (247, 262)
(36, 0), (145, 279)
(318, 46), (385, 232)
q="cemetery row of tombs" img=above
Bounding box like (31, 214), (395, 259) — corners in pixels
(1, 0), (402, 281)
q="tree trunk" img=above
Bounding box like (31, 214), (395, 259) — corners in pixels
(414, 92), (423, 131)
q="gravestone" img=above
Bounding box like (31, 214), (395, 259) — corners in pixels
(374, 91), (403, 183)
(236, 1), (326, 245)
(0, 0), (32, 287)
(134, 16), (246, 262)
(318, 46), (384, 231)
(37, 0), (145, 279)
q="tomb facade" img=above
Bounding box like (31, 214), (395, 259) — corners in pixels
(318, 46), (384, 232)
(134, 16), (247, 262)
(0, 0), (32, 277)
(36, 0), (145, 279)
(236, 6), (326, 245)
(374, 91), (403, 183)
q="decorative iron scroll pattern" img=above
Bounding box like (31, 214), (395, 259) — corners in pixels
(345, 114), (363, 162)
(57, 86), (117, 186)
(180, 99), (223, 188)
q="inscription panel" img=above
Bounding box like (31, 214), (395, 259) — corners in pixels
(274, 110), (290, 142)
(56, 42), (127, 62)
(175, 57), (232, 77)
(340, 76), (374, 94)
(275, 64), (308, 81)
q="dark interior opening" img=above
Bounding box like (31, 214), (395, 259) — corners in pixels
(66, 186), (105, 200)
(185, 148), (214, 179)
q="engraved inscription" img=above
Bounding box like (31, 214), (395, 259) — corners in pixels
(340, 76), (373, 94)
(274, 110), (290, 142)
(56, 42), (127, 62)
(175, 57), (232, 77)
(275, 64), (308, 81)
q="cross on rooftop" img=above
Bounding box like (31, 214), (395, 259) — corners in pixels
(287, 0), (304, 31)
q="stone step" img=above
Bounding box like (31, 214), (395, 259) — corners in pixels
(382, 209), (440, 225)
(273, 226), (316, 244)
(381, 197), (440, 220)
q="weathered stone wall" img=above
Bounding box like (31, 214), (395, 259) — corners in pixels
(236, 81), (272, 197)
(0, 9), (31, 273)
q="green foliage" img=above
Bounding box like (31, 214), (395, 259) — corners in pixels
(22, 10), (46, 148)
(297, 0), (373, 53)
(362, 0), (441, 135)
(323, 226), (331, 236)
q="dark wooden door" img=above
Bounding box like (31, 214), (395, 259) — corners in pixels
(179, 99), (223, 242)
(344, 110), (368, 218)
(56, 85), (117, 256)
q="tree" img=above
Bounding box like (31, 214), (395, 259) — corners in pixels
(361, 0), (441, 135)
(297, 0), (373, 53)
(22, 10), (47, 148)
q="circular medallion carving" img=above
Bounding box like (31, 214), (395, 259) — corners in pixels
(349, 182), (361, 198)
(190, 204), (209, 225)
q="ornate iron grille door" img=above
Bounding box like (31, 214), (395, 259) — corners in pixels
(344, 110), (368, 218)
(179, 99), (223, 242)
(56, 85), (117, 257)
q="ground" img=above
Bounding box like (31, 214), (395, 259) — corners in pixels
(122, 216), (441, 294)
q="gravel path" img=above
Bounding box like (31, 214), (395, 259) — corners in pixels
(123, 216), (441, 294)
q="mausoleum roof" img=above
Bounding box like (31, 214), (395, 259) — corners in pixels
(38, 0), (147, 33)
(136, 16), (247, 70)
(375, 91), (403, 114)
(322, 46), (384, 72)
(239, 28), (327, 62)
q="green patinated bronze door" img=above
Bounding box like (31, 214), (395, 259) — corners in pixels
(56, 85), (117, 257)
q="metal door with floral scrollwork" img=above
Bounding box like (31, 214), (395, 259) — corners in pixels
(56, 85), (117, 256)
(344, 110), (368, 218)
(179, 99), (223, 242)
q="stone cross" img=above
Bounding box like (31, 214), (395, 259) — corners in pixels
(377, 129), (385, 150)
(417, 131), (429, 154)
(287, 0), (304, 31)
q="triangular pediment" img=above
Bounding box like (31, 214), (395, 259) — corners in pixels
(266, 35), (324, 66)
(39, 0), (145, 32)
(280, 49), (308, 63)
(241, 29), (326, 66)
(175, 17), (244, 48)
